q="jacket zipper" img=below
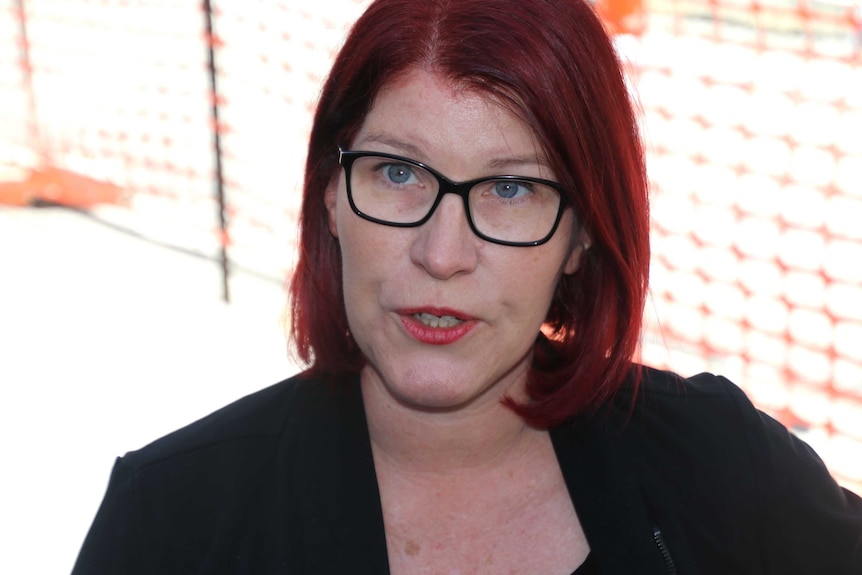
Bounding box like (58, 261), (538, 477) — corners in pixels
(652, 527), (678, 574)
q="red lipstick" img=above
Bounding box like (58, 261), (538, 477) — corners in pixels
(398, 307), (477, 345)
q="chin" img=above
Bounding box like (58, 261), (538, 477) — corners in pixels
(367, 362), (507, 413)
(396, 388), (478, 412)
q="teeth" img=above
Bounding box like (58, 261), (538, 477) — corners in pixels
(415, 312), (462, 328)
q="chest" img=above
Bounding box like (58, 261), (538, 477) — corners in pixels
(379, 471), (589, 575)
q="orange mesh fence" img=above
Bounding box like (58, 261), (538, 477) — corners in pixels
(208, 1), (368, 281)
(0, 1), (859, 489)
(635, 0), (862, 491)
(1, 0), (218, 251)
(0, 0), (31, 174)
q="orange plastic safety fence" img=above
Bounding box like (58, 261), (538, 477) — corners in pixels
(2, 0), (219, 249)
(0, 0), (31, 170)
(206, 0), (369, 278)
(636, 0), (862, 491)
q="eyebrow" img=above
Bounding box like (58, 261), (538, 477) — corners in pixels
(485, 155), (552, 172)
(357, 134), (423, 161)
(358, 132), (553, 174)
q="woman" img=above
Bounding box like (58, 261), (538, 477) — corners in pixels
(73, 0), (862, 573)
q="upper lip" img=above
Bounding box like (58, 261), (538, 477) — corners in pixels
(397, 306), (476, 321)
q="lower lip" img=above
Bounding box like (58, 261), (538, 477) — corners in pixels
(400, 315), (476, 345)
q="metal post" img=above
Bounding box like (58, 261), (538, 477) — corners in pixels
(203, 0), (230, 302)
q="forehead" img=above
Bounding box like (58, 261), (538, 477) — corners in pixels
(351, 69), (551, 175)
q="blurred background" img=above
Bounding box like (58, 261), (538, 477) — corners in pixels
(0, 0), (860, 572)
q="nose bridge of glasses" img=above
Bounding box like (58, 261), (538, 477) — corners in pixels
(427, 173), (488, 237)
(435, 173), (476, 201)
(427, 174), (474, 225)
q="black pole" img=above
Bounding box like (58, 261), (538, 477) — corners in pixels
(203, 0), (230, 302)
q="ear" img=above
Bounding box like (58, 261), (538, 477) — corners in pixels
(324, 180), (339, 238)
(563, 230), (591, 275)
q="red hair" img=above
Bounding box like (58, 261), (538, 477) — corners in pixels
(289, 0), (649, 427)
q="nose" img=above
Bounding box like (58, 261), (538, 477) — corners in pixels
(409, 193), (479, 279)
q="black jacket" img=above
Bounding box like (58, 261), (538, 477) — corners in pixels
(72, 367), (862, 574)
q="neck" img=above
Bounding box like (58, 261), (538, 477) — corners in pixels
(360, 368), (546, 478)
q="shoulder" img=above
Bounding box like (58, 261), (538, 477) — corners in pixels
(623, 365), (809, 446)
(72, 372), (366, 574)
(74, 370), (377, 573)
(624, 367), (849, 500)
(635, 364), (747, 401)
(613, 366), (862, 573)
(610, 366), (762, 480)
(120, 372), (327, 471)
(617, 366), (829, 491)
(609, 365), (757, 438)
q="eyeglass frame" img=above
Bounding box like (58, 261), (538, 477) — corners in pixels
(336, 147), (571, 247)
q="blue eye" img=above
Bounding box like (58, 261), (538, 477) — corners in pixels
(386, 164), (414, 184)
(493, 181), (530, 199)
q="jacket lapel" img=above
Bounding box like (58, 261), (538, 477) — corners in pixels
(552, 415), (670, 574)
(286, 376), (391, 574)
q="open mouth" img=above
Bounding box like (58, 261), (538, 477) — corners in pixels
(413, 312), (462, 329)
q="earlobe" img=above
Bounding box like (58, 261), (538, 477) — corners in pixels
(563, 234), (591, 275)
(324, 183), (339, 238)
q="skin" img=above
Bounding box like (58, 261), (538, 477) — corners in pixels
(325, 68), (589, 573)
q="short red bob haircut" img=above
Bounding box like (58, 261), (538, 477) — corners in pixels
(290, 0), (650, 427)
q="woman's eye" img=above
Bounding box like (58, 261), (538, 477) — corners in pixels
(385, 163), (415, 184)
(492, 180), (531, 199)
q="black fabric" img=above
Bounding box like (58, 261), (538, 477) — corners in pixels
(72, 367), (862, 574)
(571, 552), (597, 575)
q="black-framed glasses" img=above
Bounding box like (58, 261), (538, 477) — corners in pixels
(337, 147), (568, 247)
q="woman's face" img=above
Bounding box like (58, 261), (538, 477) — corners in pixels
(326, 69), (584, 413)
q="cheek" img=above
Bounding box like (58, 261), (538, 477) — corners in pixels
(509, 248), (572, 314)
(338, 237), (375, 337)
(336, 216), (404, 304)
